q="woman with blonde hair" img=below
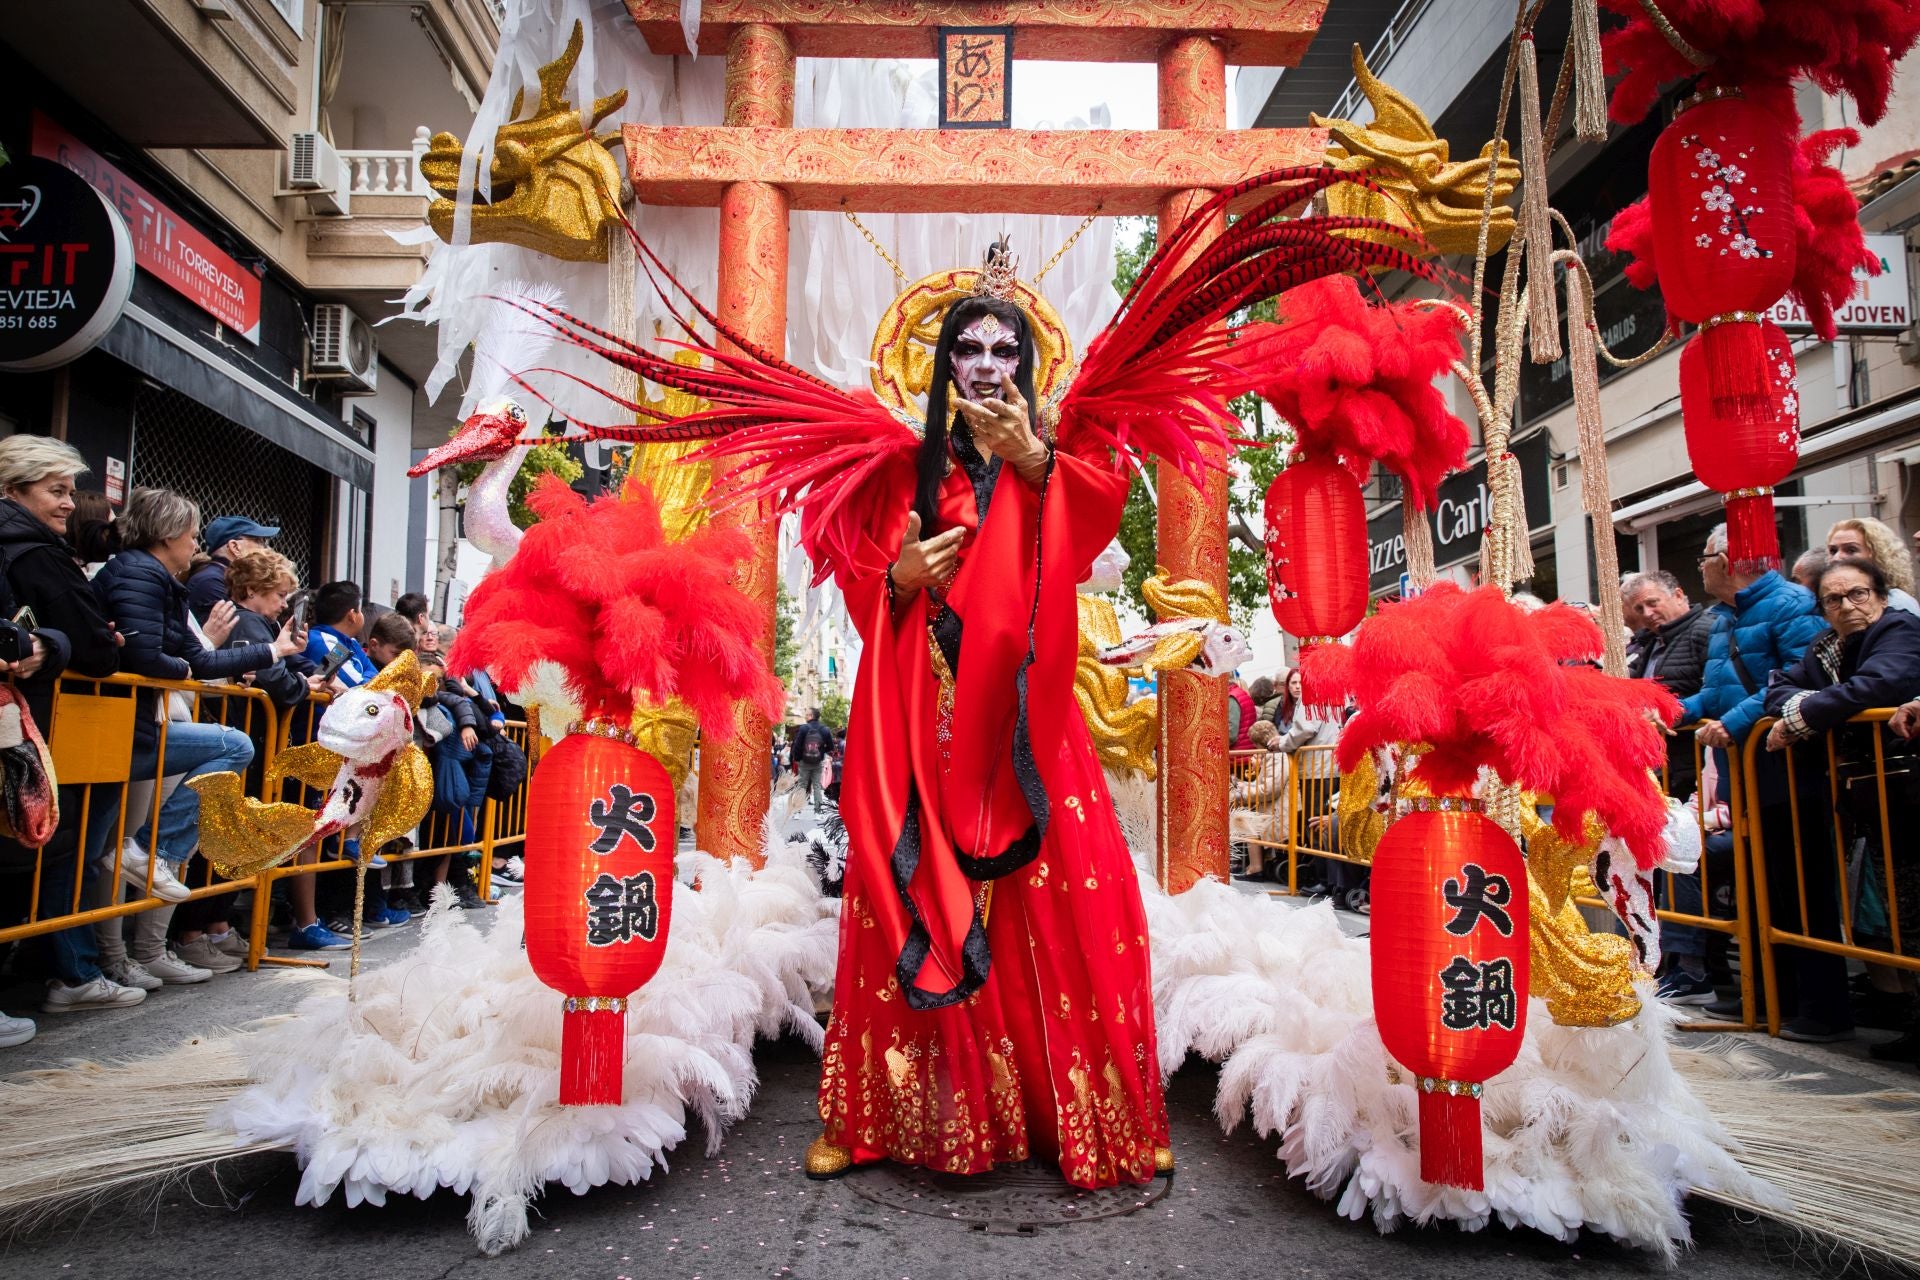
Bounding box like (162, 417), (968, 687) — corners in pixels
(1827, 517), (1919, 614)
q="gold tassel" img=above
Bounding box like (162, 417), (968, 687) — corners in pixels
(1402, 502), (1436, 590)
(1566, 262), (1628, 677)
(1570, 0), (1609, 143)
(607, 225), (640, 412)
(1518, 35), (1561, 365)
(1503, 451), (1537, 582)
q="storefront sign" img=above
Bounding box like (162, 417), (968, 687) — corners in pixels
(0, 157), (134, 372)
(1367, 433), (1553, 594)
(1766, 233), (1911, 333)
(32, 113), (262, 343)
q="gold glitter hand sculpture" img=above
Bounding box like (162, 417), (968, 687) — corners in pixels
(1313, 45), (1521, 257)
(420, 19), (628, 261)
(189, 653), (440, 878)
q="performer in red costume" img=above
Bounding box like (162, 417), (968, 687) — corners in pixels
(495, 167), (1442, 1189)
(812, 277), (1164, 1185)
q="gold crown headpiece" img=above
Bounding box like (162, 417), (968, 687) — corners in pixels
(968, 236), (1020, 303)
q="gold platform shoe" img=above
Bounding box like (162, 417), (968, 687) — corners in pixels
(804, 1135), (853, 1180)
(1154, 1146), (1175, 1178)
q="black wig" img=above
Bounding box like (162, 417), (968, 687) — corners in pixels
(914, 294), (1039, 536)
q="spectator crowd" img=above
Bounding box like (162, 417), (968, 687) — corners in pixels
(1224, 515), (1920, 1062)
(0, 437), (526, 1051)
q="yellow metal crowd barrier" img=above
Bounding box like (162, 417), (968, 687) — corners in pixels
(1227, 711), (1920, 1038)
(1743, 707), (1918, 1036)
(0, 671), (533, 975)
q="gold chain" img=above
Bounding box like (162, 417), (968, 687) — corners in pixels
(1034, 209), (1101, 282)
(842, 205), (909, 285)
(1636, 0), (1710, 67)
(842, 203), (1104, 288)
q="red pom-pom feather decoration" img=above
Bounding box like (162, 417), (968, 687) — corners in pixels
(1335, 583), (1680, 860)
(448, 474), (783, 736)
(1600, 0), (1920, 129)
(1239, 275), (1471, 513)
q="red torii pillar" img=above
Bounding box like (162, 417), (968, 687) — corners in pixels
(1155, 36), (1231, 893)
(700, 23), (794, 867)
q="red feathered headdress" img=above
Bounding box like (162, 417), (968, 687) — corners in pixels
(447, 474), (783, 737)
(1605, 128), (1879, 343)
(1237, 275), (1471, 511)
(1600, 0), (1920, 128)
(1335, 583), (1680, 861)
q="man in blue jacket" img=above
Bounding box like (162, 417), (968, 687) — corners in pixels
(1683, 523), (1851, 1040)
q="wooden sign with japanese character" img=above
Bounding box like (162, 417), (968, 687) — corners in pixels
(939, 26), (1014, 129)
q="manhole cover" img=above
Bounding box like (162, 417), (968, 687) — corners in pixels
(848, 1159), (1170, 1235)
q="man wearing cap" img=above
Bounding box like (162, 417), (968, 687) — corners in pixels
(188, 515), (279, 621)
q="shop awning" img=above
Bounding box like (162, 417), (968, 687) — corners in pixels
(1610, 386), (1920, 533)
(100, 303), (375, 490)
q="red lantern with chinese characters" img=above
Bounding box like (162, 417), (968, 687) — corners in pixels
(1264, 456), (1368, 709)
(524, 727), (677, 1106)
(1680, 320), (1800, 571)
(1370, 795), (1530, 1189)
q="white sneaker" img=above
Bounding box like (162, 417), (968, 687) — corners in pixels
(117, 840), (190, 903)
(103, 958), (164, 991)
(207, 929), (249, 958)
(0, 1012), (35, 1046)
(175, 936), (242, 973)
(138, 950), (212, 985)
(42, 976), (147, 1012)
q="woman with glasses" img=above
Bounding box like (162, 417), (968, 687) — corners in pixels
(1766, 556), (1920, 1063)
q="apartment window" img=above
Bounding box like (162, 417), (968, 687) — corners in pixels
(267, 0), (303, 31)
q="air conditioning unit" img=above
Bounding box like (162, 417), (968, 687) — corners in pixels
(310, 303), (378, 395)
(287, 131), (351, 217)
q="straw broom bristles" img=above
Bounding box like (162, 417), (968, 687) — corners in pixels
(1675, 1041), (1920, 1271)
(0, 1033), (275, 1228)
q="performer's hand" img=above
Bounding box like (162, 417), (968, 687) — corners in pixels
(889, 511), (965, 596)
(956, 375), (1048, 481)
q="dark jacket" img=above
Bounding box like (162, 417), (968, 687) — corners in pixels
(0, 497), (113, 730)
(93, 548), (275, 738)
(227, 607), (309, 709)
(1642, 603), (1716, 701)
(791, 720), (835, 763)
(1765, 609), (1920, 737)
(1682, 572), (1828, 744)
(186, 555), (232, 622)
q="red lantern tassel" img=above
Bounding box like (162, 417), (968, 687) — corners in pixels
(1723, 488), (1782, 576)
(1417, 1086), (1485, 1190)
(559, 999), (627, 1106)
(1697, 319), (1774, 425)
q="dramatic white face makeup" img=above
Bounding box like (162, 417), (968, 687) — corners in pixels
(950, 312), (1022, 403)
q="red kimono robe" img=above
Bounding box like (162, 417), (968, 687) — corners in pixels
(816, 426), (1169, 1187)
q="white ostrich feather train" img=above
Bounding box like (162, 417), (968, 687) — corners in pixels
(1105, 771), (1776, 1261)
(214, 834), (838, 1256)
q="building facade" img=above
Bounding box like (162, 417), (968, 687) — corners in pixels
(0, 0), (493, 606)
(1257, 0), (1920, 609)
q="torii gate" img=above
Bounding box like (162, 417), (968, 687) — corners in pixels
(621, 0), (1330, 891)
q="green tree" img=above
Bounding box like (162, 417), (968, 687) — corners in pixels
(774, 578), (797, 685)
(817, 689), (851, 730)
(453, 439), (584, 529)
(1107, 218), (1291, 629)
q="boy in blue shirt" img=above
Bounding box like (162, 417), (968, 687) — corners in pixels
(303, 580), (379, 687)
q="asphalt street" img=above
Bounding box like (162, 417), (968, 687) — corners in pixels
(0, 815), (1904, 1280)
